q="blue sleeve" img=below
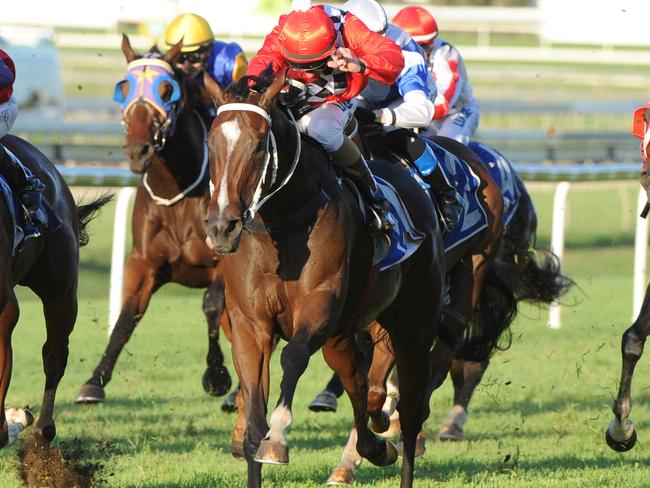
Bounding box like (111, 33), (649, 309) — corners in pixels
(0, 59), (13, 88)
(206, 41), (245, 89)
(396, 51), (430, 98)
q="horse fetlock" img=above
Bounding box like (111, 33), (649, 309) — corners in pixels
(36, 422), (56, 442)
(359, 437), (398, 467)
(370, 411), (391, 434)
(254, 439), (289, 465)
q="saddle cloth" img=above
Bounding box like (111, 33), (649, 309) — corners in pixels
(0, 148), (60, 255)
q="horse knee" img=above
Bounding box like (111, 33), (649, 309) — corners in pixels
(622, 328), (645, 360)
(202, 284), (225, 316)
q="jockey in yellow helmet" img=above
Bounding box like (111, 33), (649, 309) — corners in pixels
(164, 13), (247, 90)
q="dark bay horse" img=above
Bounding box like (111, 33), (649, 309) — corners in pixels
(606, 285), (650, 451)
(203, 71), (445, 488)
(0, 133), (110, 446)
(75, 36), (233, 404)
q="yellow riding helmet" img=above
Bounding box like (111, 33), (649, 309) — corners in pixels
(164, 13), (214, 52)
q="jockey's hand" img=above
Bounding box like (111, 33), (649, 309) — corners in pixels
(328, 48), (365, 73)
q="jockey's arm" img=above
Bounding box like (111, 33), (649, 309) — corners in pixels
(431, 44), (463, 120)
(247, 17), (287, 78)
(374, 90), (433, 129)
(343, 14), (404, 85)
(0, 58), (13, 88)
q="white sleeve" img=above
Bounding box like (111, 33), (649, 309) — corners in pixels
(377, 90), (434, 129)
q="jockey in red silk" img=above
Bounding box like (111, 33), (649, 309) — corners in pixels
(248, 0), (404, 230)
(633, 104), (650, 202)
(164, 13), (247, 120)
(0, 49), (45, 218)
(392, 6), (479, 145)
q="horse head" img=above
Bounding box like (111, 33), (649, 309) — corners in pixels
(202, 69), (286, 254)
(114, 34), (184, 173)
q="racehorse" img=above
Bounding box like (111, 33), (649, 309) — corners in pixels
(606, 284), (650, 451)
(202, 68), (446, 488)
(321, 132), (572, 485)
(0, 133), (111, 447)
(75, 35), (233, 404)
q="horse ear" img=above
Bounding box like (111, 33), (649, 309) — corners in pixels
(163, 39), (183, 65)
(121, 34), (137, 63)
(203, 72), (226, 107)
(259, 68), (287, 112)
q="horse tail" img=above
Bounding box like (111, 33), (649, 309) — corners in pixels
(76, 193), (114, 247)
(456, 267), (517, 363)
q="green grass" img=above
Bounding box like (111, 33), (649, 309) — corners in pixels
(0, 184), (649, 487)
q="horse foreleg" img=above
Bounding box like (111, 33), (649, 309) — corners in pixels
(607, 284), (650, 451)
(202, 279), (231, 397)
(36, 288), (77, 442)
(0, 288), (19, 448)
(76, 255), (158, 403)
(229, 312), (272, 488)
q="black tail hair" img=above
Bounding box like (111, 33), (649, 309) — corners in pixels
(76, 193), (114, 247)
(456, 268), (517, 362)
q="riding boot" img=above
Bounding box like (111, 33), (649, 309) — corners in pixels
(331, 137), (394, 231)
(416, 148), (463, 233)
(0, 145), (45, 220)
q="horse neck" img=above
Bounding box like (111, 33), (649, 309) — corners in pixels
(256, 109), (330, 225)
(148, 107), (206, 191)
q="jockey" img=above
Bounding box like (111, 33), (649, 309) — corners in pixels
(392, 6), (479, 144)
(632, 103), (650, 201)
(0, 49), (44, 218)
(247, 0), (404, 230)
(164, 13), (247, 118)
(342, 0), (463, 231)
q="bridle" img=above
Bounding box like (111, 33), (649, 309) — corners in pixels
(211, 103), (302, 224)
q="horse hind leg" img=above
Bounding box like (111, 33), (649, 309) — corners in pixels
(607, 284), (650, 451)
(36, 289), (78, 442)
(202, 280), (232, 397)
(0, 288), (20, 448)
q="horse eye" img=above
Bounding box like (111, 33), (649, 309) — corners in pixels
(158, 80), (172, 102)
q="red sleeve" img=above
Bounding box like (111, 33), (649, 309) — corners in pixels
(247, 15), (288, 78)
(342, 13), (404, 85)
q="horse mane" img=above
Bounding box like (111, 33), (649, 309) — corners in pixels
(226, 64), (276, 101)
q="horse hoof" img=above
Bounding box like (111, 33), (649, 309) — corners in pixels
(202, 367), (232, 397)
(254, 439), (289, 465)
(75, 383), (105, 404)
(231, 437), (245, 460)
(396, 432), (426, 458)
(5, 407), (34, 428)
(437, 423), (464, 442)
(308, 390), (337, 412)
(326, 466), (355, 486)
(371, 412), (391, 434)
(606, 425), (637, 452)
(221, 391), (238, 413)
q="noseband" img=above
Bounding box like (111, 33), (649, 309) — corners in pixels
(213, 103), (301, 223)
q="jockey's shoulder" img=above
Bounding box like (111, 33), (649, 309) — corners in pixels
(210, 40), (245, 57)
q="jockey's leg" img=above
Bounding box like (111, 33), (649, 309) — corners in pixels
(297, 101), (393, 230)
(387, 129), (463, 232)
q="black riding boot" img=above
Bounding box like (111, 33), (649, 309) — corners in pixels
(332, 137), (394, 231)
(0, 145), (45, 219)
(386, 129), (463, 232)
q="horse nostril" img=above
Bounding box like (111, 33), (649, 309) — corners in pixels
(140, 144), (151, 157)
(226, 220), (238, 233)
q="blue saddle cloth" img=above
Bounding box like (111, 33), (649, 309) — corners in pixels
(0, 150), (60, 255)
(375, 177), (425, 272)
(423, 140), (489, 252)
(467, 141), (521, 226)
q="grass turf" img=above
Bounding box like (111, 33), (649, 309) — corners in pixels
(0, 184), (648, 487)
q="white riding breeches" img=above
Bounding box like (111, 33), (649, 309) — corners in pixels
(0, 95), (17, 139)
(296, 100), (356, 153)
(423, 98), (480, 145)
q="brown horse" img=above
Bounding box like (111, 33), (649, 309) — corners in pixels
(0, 134), (110, 446)
(75, 36), (233, 404)
(202, 70), (446, 488)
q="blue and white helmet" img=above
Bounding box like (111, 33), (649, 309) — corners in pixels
(342, 0), (388, 34)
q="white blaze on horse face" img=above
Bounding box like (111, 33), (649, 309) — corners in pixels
(265, 403), (292, 446)
(215, 119), (241, 212)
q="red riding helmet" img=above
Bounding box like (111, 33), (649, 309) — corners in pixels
(279, 7), (336, 69)
(392, 6), (438, 44)
(0, 49), (16, 104)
